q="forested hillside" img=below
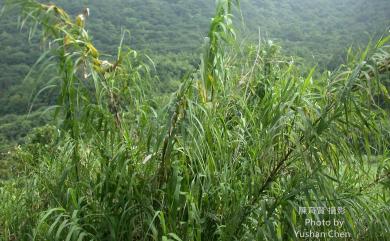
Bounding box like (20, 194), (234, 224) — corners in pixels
(0, 0), (389, 240)
(242, 0), (390, 68)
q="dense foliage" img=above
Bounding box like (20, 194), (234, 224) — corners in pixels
(1, 0), (389, 114)
(0, 0), (389, 240)
(0, 0), (389, 153)
(241, 0), (390, 68)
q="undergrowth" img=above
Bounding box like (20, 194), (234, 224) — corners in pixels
(0, 0), (389, 240)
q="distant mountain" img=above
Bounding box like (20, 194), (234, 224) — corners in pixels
(241, 0), (390, 68)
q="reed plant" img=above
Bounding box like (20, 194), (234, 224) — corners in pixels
(0, 0), (389, 240)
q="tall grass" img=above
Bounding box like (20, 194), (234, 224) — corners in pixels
(0, 0), (389, 240)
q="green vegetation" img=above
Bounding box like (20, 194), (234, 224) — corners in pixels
(1, 0), (389, 113)
(241, 0), (390, 68)
(0, 0), (388, 151)
(0, 0), (390, 240)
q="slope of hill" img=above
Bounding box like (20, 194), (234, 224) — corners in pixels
(241, 0), (390, 68)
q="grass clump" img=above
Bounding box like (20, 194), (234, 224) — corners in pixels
(0, 0), (389, 240)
